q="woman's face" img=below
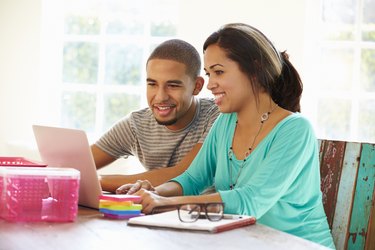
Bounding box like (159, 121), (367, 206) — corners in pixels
(204, 44), (254, 113)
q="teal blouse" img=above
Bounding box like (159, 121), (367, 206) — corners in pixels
(172, 113), (335, 249)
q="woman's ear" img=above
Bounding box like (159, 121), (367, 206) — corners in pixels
(193, 76), (204, 95)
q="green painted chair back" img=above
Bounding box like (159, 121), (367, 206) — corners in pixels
(318, 140), (375, 250)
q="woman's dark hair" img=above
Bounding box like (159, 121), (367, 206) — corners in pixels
(203, 23), (302, 112)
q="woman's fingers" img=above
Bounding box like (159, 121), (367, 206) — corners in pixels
(134, 189), (163, 214)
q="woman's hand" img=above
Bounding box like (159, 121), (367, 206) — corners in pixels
(116, 180), (155, 195)
(134, 189), (172, 214)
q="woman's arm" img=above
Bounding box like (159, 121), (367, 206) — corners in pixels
(136, 188), (223, 214)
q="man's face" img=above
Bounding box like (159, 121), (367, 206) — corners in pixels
(146, 59), (197, 130)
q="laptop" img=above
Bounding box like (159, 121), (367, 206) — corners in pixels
(32, 125), (102, 209)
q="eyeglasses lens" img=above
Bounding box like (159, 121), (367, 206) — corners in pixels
(206, 203), (224, 221)
(179, 204), (201, 222)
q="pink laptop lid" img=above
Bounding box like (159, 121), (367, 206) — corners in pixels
(32, 125), (102, 209)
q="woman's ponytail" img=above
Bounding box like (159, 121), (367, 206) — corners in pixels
(271, 51), (303, 112)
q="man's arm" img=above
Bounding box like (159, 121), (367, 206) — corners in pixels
(99, 143), (203, 193)
(91, 144), (117, 169)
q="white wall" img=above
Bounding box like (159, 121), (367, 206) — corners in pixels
(0, 0), (42, 157)
(178, 0), (306, 67)
(0, 0), (307, 163)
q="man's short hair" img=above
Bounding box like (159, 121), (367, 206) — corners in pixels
(147, 39), (201, 79)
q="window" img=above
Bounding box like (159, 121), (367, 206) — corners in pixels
(43, 0), (179, 138)
(304, 0), (375, 143)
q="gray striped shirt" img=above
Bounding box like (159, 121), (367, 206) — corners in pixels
(95, 98), (219, 170)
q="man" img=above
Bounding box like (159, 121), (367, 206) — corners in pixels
(91, 39), (220, 193)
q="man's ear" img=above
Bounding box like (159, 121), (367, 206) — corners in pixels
(193, 76), (204, 95)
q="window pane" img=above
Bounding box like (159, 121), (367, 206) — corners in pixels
(317, 99), (351, 140)
(363, 0), (375, 24)
(322, 0), (356, 24)
(319, 48), (354, 90)
(105, 0), (145, 35)
(61, 92), (96, 132)
(64, 14), (100, 35)
(103, 93), (141, 130)
(150, 0), (178, 36)
(151, 21), (177, 37)
(63, 42), (99, 84)
(105, 44), (142, 85)
(363, 0), (375, 41)
(322, 0), (356, 40)
(361, 49), (375, 91)
(358, 99), (375, 142)
(362, 29), (375, 41)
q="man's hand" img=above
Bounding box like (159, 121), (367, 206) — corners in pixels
(116, 180), (155, 195)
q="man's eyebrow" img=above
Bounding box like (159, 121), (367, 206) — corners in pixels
(204, 63), (224, 71)
(146, 78), (183, 84)
(166, 80), (183, 84)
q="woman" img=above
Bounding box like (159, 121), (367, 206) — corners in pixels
(118, 23), (335, 249)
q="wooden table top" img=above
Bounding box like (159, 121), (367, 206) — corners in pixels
(0, 206), (329, 250)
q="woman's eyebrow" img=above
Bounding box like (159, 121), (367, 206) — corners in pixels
(204, 63), (224, 71)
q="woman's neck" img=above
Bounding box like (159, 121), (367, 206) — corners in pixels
(236, 93), (276, 127)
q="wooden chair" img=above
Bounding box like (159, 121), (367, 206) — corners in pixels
(318, 139), (375, 250)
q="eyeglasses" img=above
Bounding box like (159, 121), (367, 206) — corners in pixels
(151, 202), (225, 223)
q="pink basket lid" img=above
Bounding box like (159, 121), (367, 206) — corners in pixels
(0, 157), (47, 167)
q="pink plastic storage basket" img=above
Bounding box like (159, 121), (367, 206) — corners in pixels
(0, 167), (80, 222)
(0, 157), (47, 167)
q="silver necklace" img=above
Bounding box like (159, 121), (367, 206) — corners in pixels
(228, 104), (278, 190)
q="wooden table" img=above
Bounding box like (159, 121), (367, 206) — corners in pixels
(0, 206), (329, 250)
